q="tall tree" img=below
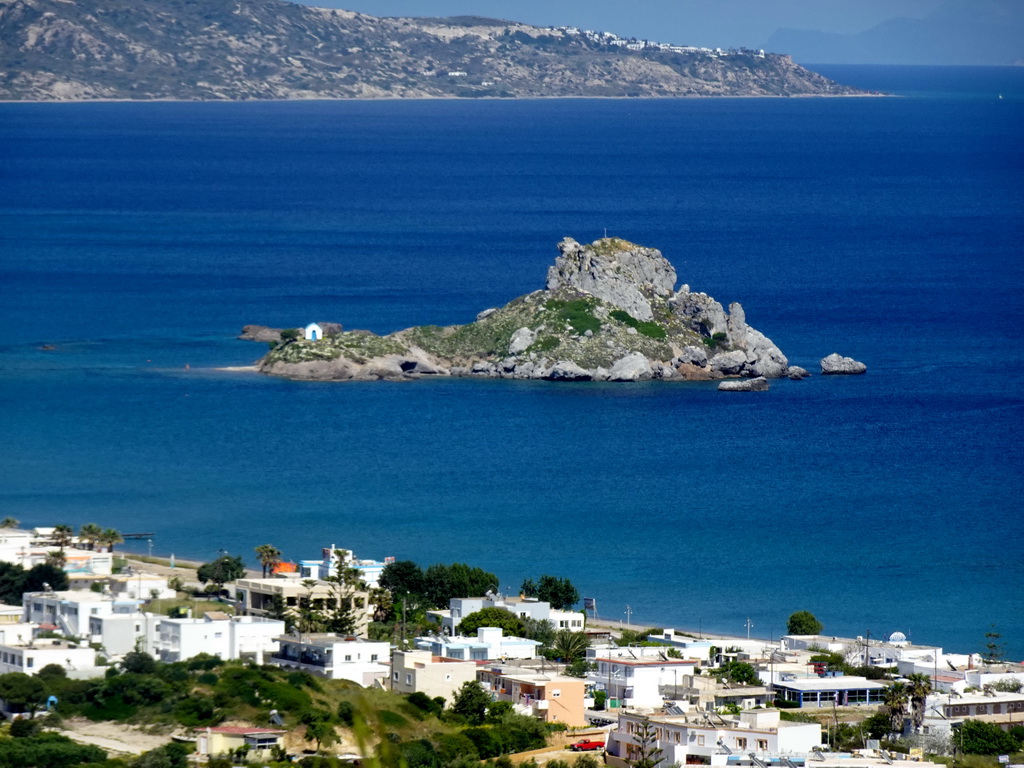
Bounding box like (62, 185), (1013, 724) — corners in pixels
(457, 608), (524, 637)
(197, 554), (245, 588)
(324, 550), (363, 634)
(78, 522), (103, 550)
(24, 563), (68, 594)
(550, 630), (590, 663)
(883, 682), (909, 736)
(631, 717), (664, 768)
(906, 673), (932, 731)
(535, 575), (580, 610)
(786, 610), (823, 635)
(254, 544), (282, 578)
(983, 626), (1005, 662)
(52, 524), (74, 551)
(379, 560), (425, 599)
(451, 681), (490, 725)
(0, 517), (19, 529)
(99, 528), (124, 553)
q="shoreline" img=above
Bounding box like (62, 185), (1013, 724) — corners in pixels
(0, 93), (890, 105)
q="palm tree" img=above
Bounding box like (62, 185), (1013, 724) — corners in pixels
(79, 523), (103, 551)
(906, 673), (932, 731)
(99, 528), (123, 553)
(254, 544), (282, 578)
(52, 524), (74, 551)
(883, 681), (909, 737)
(0, 517), (19, 529)
(45, 550), (66, 569)
(550, 629), (590, 663)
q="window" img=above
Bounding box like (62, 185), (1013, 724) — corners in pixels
(370, 654), (378, 662)
(697, 735), (705, 746)
(736, 738), (747, 749)
(345, 655), (352, 662)
(757, 740), (768, 751)
(405, 674), (412, 685)
(393, 671), (399, 680)
(26, 657), (33, 668)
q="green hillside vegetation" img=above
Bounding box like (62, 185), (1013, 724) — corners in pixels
(0, 651), (597, 767)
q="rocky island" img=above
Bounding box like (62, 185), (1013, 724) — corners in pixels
(245, 237), (804, 384)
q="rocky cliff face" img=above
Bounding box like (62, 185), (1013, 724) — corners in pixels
(0, 0), (866, 101)
(251, 237), (794, 383)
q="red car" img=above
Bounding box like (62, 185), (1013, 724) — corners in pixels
(570, 740), (605, 752)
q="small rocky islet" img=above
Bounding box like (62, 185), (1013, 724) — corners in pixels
(242, 237), (865, 386)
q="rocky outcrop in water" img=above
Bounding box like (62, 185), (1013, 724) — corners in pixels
(820, 353), (867, 375)
(247, 236), (797, 383)
(718, 377), (770, 392)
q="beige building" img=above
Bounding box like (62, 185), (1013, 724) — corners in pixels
(194, 725), (284, 760)
(477, 665), (587, 727)
(390, 649), (480, 704)
(233, 576), (373, 636)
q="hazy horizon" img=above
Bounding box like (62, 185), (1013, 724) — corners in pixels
(294, 0), (1021, 65)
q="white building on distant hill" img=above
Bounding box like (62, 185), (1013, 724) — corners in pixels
(416, 627), (541, 661)
(430, 594), (584, 635)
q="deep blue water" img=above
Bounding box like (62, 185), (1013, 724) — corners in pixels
(2, 66), (1022, 658)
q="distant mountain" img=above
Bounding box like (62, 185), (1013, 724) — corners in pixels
(0, 0), (863, 101)
(765, 0), (1024, 66)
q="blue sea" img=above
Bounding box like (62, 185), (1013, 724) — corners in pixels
(2, 66), (1022, 658)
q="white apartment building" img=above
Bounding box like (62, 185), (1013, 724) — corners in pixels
(0, 637), (99, 677)
(588, 649), (699, 709)
(88, 611), (158, 657)
(415, 627), (541, 661)
(781, 633), (944, 669)
(606, 709), (821, 768)
(431, 594), (584, 635)
(153, 613), (285, 663)
(23, 590), (143, 638)
(271, 633), (389, 684)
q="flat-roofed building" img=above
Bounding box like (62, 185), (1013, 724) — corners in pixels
(477, 664), (587, 727)
(773, 676), (886, 708)
(271, 633), (389, 684)
(390, 649), (479, 703)
(605, 709), (821, 768)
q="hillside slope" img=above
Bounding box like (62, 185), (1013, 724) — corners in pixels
(0, 0), (864, 100)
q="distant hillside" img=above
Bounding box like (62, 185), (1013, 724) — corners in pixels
(765, 0), (1024, 66)
(0, 0), (863, 101)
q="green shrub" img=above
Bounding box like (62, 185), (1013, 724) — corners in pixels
(379, 709), (409, 728)
(531, 335), (561, 352)
(608, 310), (667, 339)
(544, 299), (601, 334)
(337, 700), (355, 726)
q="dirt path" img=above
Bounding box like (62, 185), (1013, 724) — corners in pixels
(55, 718), (175, 756)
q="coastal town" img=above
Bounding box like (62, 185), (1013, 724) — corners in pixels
(0, 523), (1020, 767)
